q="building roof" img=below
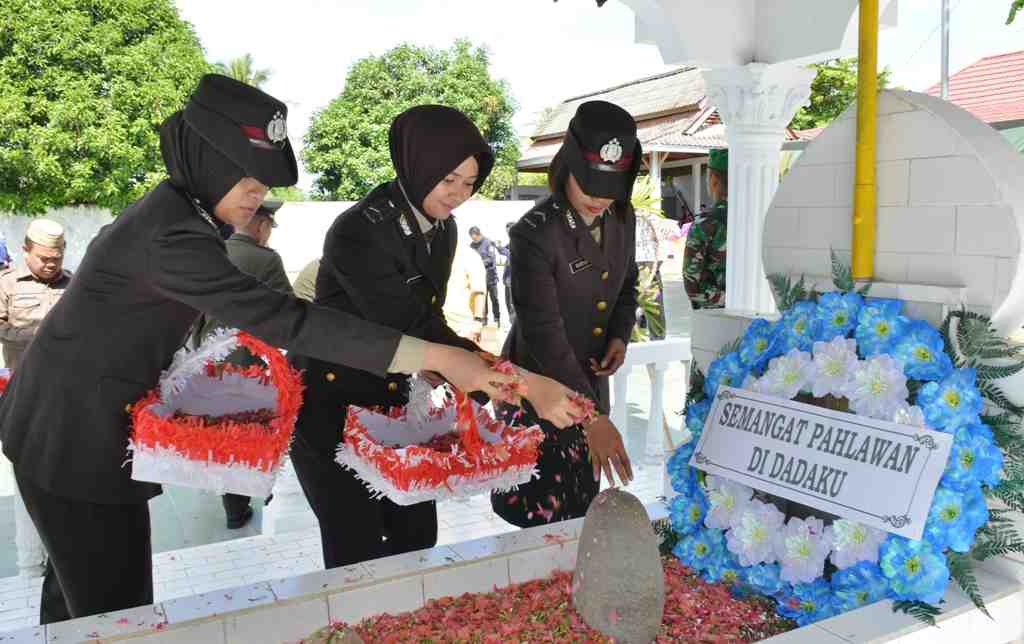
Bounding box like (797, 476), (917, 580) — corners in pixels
(520, 66), (718, 170)
(530, 66), (707, 140)
(925, 50), (1024, 125)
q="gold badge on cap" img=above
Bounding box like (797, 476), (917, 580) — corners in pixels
(600, 138), (623, 164)
(266, 111), (288, 146)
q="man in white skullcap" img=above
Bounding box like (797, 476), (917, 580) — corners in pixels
(0, 219), (72, 371)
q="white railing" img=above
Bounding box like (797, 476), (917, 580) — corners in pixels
(610, 336), (691, 457)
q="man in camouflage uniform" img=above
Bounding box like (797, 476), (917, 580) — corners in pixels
(683, 148), (728, 309)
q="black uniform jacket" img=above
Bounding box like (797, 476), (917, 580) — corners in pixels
(504, 194), (638, 415)
(0, 181), (401, 504)
(292, 181), (478, 454)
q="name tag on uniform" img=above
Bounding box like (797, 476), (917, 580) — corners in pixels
(569, 258), (592, 274)
(405, 274), (424, 284)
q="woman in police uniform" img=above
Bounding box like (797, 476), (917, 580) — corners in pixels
(492, 100), (638, 527)
(290, 105), (582, 569)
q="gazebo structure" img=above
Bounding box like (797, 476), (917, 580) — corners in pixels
(516, 67), (726, 218)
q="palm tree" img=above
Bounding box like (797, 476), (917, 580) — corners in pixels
(214, 54), (270, 88)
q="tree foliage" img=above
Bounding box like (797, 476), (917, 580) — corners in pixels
(215, 53), (270, 88)
(303, 39), (518, 201)
(0, 0), (211, 214)
(1009, 0), (1024, 24)
(789, 58), (892, 131)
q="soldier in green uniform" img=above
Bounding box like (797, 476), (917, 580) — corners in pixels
(683, 148), (728, 309)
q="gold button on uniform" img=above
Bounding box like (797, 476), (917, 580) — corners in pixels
(431, 295), (437, 304)
(124, 404), (133, 413)
(325, 372), (336, 382)
(592, 327), (604, 337)
(596, 300), (608, 311)
(601, 271), (609, 280)
(387, 382), (399, 392)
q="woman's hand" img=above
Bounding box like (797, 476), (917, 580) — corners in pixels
(583, 415), (633, 486)
(520, 371), (583, 429)
(589, 338), (627, 376)
(422, 344), (513, 402)
(418, 370), (446, 388)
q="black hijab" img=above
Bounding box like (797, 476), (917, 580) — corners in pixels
(160, 111), (245, 227)
(388, 105), (495, 213)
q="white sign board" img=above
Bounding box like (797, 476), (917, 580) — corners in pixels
(689, 386), (953, 540)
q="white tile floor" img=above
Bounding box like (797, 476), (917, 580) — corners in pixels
(0, 463), (666, 633)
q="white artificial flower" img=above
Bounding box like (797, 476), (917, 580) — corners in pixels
(725, 499), (785, 566)
(811, 337), (859, 398)
(704, 475), (754, 530)
(774, 516), (832, 584)
(891, 402), (928, 429)
(757, 349), (813, 400)
(830, 519), (887, 569)
(741, 373), (760, 392)
(846, 355), (909, 420)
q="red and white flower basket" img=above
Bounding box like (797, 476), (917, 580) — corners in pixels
(336, 379), (545, 506)
(0, 368), (9, 396)
(128, 329), (303, 497)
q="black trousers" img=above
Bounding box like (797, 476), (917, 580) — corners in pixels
(15, 469), (152, 624)
(221, 493), (251, 518)
(503, 280), (515, 323)
(482, 271), (500, 324)
(290, 432), (438, 569)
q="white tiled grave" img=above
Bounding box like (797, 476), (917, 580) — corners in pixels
(0, 500), (1021, 644)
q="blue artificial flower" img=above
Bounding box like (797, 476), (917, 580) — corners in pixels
(743, 562), (789, 599)
(941, 422), (1004, 491)
(778, 301), (820, 353)
(855, 299), (908, 357)
(668, 490), (709, 538)
(704, 353), (751, 400)
(894, 319), (954, 382)
(923, 485), (989, 553)
(831, 561), (891, 612)
(672, 528), (726, 575)
(703, 548), (743, 588)
(814, 291), (863, 342)
(739, 318), (782, 372)
(685, 399), (711, 435)
(918, 369), (984, 431)
(666, 444), (701, 494)
(879, 537), (950, 604)
(777, 579), (837, 626)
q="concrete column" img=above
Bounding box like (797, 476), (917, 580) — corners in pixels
(701, 62), (815, 314)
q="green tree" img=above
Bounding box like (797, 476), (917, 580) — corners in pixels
(789, 58), (892, 131)
(304, 39), (518, 200)
(0, 0), (209, 215)
(1009, 0), (1024, 24)
(215, 53), (270, 88)
(269, 185), (307, 201)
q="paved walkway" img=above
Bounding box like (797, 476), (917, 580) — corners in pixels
(0, 274), (693, 634)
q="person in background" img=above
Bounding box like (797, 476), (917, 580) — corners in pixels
(468, 226), (501, 327)
(289, 105), (582, 570)
(683, 148), (728, 310)
(0, 75), (512, 625)
(634, 205), (666, 340)
(0, 236), (12, 270)
(193, 199), (289, 530)
(292, 257), (321, 302)
(497, 222), (514, 326)
(492, 100), (637, 528)
(0, 220), (72, 372)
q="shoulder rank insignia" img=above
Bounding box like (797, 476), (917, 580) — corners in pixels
(564, 210), (577, 230)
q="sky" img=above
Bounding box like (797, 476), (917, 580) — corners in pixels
(174, 0), (1024, 190)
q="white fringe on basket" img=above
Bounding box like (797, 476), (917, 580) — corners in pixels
(160, 327), (241, 402)
(334, 445), (538, 506)
(128, 442), (280, 497)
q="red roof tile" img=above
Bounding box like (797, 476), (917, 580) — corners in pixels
(925, 50), (1024, 125)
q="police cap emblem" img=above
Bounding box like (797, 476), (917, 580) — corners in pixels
(599, 138), (623, 164)
(266, 111), (288, 146)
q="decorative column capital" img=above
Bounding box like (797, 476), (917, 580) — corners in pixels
(701, 62), (816, 134)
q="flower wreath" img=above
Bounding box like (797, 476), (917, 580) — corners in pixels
(665, 261), (1024, 627)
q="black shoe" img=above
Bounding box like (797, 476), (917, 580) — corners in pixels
(226, 506), (254, 530)
(263, 494), (274, 506)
